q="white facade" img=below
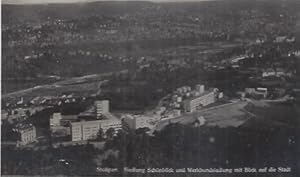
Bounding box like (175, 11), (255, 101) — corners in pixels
(183, 91), (216, 112)
(95, 100), (110, 117)
(245, 88), (268, 98)
(195, 84), (205, 94)
(122, 114), (160, 130)
(20, 128), (36, 145)
(71, 120), (101, 141)
(82, 121), (101, 140)
(71, 122), (84, 141)
(14, 124), (36, 146)
(99, 116), (122, 133)
(218, 92), (224, 99)
(70, 117), (122, 141)
(50, 112), (62, 127)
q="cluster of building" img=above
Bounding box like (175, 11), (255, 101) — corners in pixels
(1, 93), (89, 127)
(169, 84), (223, 113)
(1, 106), (46, 126)
(2, 93), (87, 120)
(261, 68), (293, 78)
(50, 99), (171, 141)
(51, 93), (223, 142)
(50, 100), (122, 142)
(19, 94), (83, 107)
(274, 36), (296, 43)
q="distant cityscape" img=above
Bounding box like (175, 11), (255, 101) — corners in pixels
(1, 0), (300, 176)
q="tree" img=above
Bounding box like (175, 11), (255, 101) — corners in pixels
(25, 110), (31, 118)
(102, 154), (118, 168)
(96, 128), (104, 141)
(105, 128), (115, 140)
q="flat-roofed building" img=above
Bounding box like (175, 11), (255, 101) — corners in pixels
(71, 120), (101, 141)
(95, 100), (109, 118)
(245, 87), (268, 99)
(82, 121), (102, 140)
(13, 123), (36, 146)
(50, 112), (62, 127)
(183, 90), (216, 112)
(195, 84), (205, 94)
(122, 114), (160, 130)
(50, 113), (77, 137)
(70, 115), (122, 141)
(100, 113), (122, 133)
(71, 122), (83, 141)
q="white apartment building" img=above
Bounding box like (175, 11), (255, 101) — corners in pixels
(183, 91), (216, 112)
(122, 114), (160, 130)
(99, 114), (122, 132)
(71, 120), (100, 141)
(70, 116), (122, 141)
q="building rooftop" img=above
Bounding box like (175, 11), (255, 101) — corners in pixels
(14, 123), (35, 132)
(61, 115), (78, 120)
(72, 112), (121, 124)
(184, 88), (216, 102)
(71, 119), (102, 126)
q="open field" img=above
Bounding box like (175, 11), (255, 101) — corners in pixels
(2, 70), (128, 104)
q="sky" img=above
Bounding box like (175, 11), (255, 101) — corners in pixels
(2, 0), (217, 4)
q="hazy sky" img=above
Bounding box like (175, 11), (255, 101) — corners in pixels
(2, 0), (217, 4)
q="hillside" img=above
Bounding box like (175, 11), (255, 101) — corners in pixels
(2, 0), (300, 94)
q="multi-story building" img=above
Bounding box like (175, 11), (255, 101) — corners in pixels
(195, 84), (205, 94)
(245, 87), (268, 99)
(100, 113), (122, 133)
(95, 100), (109, 118)
(162, 109), (181, 119)
(50, 112), (62, 127)
(122, 114), (160, 130)
(71, 120), (101, 141)
(50, 113), (77, 137)
(70, 115), (122, 141)
(183, 89), (216, 112)
(13, 123), (36, 146)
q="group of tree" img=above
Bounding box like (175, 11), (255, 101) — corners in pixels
(1, 143), (100, 176)
(102, 123), (298, 173)
(96, 128), (115, 141)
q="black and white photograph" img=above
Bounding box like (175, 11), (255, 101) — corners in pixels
(1, 0), (300, 176)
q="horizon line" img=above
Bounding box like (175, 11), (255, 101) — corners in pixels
(2, 0), (223, 5)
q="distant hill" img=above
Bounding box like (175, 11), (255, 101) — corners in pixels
(2, 0), (300, 24)
(2, 0), (217, 4)
(2, 1), (155, 24)
(2, 0), (300, 94)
